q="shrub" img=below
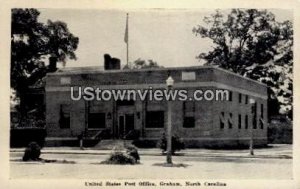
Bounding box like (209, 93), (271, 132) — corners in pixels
(101, 152), (136, 165)
(126, 146), (140, 162)
(101, 146), (140, 165)
(268, 125), (292, 144)
(157, 133), (185, 154)
(22, 141), (41, 161)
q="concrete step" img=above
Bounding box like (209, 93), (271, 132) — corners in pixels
(93, 139), (133, 150)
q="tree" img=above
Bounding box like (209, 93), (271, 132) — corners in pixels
(124, 58), (162, 69)
(45, 20), (79, 66)
(193, 9), (293, 118)
(11, 8), (79, 117)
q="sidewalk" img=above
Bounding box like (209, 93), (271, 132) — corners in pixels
(10, 144), (292, 159)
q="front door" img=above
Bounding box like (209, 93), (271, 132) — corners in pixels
(115, 101), (135, 139)
(117, 105), (135, 139)
(118, 113), (135, 139)
(118, 113), (135, 138)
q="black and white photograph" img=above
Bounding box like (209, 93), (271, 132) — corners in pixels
(1, 1), (299, 188)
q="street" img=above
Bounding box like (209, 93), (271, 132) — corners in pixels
(10, 144), (292, 179)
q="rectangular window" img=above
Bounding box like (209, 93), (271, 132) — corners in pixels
(146, 111), (164, 128)
(238, 114), (241, 129)
(245, 95), (248, 104)
(183, 101), (195, 128)
(88, 113), (106, 128)
(245, 115), (248, 129)
(220, 112), (225, 129)
(261, 104), (264, 118)
(228, 113), (233, 129)
(59, 104), (70, 129)
(239, 93), (242, 103)
(229, 91), (233, 101)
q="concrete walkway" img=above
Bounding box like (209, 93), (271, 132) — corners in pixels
(10, 144), (292, 159)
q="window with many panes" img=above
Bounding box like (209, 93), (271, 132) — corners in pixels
(183, 101), (195, 128)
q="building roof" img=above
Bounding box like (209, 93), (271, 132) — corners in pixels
(56, 66), (105, 73)
(48, 65), (267, 87)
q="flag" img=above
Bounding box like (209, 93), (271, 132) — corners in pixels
(124, 13), (128, 43)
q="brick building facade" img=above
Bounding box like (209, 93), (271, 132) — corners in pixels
(45, 66), (268, 147)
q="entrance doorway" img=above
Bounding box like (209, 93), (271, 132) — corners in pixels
(118, 113), (135, 139)
(115, 99), (136, 139)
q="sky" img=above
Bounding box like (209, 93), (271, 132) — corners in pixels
(38, 9), (293, 68)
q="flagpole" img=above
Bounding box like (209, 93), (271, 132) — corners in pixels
(126, 13), (129, 67)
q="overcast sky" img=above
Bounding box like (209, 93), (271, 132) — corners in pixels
(38, 9), (293, 68)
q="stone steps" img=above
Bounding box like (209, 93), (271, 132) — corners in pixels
(93, 139), (133, 150)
